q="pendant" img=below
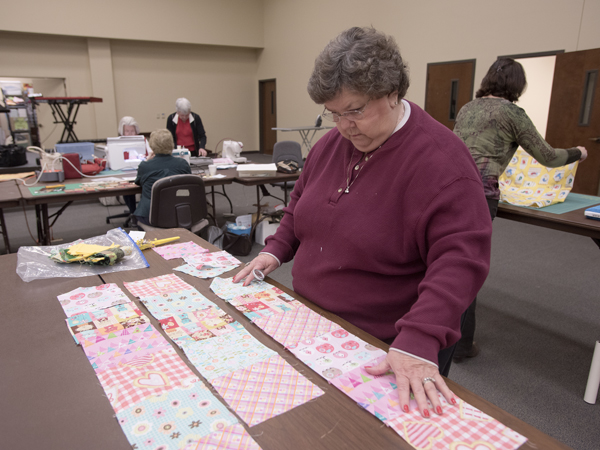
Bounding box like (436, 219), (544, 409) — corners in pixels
(344, 187), (350, 193)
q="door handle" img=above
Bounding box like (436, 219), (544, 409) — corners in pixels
(589, 137), (600, 142)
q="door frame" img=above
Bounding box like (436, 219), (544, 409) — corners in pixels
(424, 58), (477, 115)
(259, 78), (277, 154)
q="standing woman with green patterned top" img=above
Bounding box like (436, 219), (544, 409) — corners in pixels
(452, 57), (588, 362)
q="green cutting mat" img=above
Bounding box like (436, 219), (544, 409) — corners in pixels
(503, 193), (600, 214)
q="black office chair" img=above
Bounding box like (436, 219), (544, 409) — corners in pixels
(139, 174), (209, 235)
(269, 141), (303, 205)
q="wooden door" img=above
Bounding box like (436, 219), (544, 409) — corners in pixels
(425, 59), (476, 130)
(259, 79), (277, 155)
(546, 48), (600, 195)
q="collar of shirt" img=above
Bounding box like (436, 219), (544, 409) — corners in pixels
(171, 113), (195, 125)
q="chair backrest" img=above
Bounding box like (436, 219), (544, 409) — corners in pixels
(272, 141), (303, 166)
(148, 174), (208, 230)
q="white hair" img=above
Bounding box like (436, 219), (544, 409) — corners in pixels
(175, 98), (192, 114)
(118, 116), (140, 135)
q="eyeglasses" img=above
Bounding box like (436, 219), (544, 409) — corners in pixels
(322, 100), (370, 122)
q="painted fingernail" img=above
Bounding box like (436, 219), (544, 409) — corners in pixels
(423, 409), (430, 418)
(403, 404), (409, 413)
(451, 397), (457, 405)
(436, 406), (443, 415)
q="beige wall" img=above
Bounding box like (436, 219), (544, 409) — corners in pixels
(2, 0), (600, 152)
(1, 0), (264, 49)
(110, 39), (260, 150)
(259, 0), (600, 150)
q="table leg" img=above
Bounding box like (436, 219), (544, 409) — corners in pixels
(35, 204), (44, 245)
(0, 208), (11, 254)
(211, 187), (217, 225)
(41, 204), (51, 245)
(584, 340), (600, 404)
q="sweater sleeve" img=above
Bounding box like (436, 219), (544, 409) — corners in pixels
(391, 177), (492, 364)
(510, 106), (581, 167)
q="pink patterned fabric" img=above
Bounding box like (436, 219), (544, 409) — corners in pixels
(210, 355), (324, 426)
(252, 305), (338, 348)
(186, 423), (262, 450)
(152, 241), (209, 260)
(96, 347), (201, 413)
(387, 396), (527, 450)
(123, 273), (194, 298)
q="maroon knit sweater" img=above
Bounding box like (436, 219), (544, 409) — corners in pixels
(263, 102), (492, 364)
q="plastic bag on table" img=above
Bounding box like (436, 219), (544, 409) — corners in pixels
(16, 228), (149, 282)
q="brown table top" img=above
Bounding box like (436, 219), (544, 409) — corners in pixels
(0, 228), (572, 450)
(497, 199), (600, 239)
(234, 169), (300, 186)
(0, 180), (22, 208)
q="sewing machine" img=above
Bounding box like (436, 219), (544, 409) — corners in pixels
(106, 136), (146, 170)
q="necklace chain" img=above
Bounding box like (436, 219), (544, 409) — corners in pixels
(344, 148), (377, 193)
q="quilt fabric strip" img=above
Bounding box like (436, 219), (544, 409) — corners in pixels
(210, 277), (273, 301)
(290, 328), (387, 380)
(185, 423), (262, 450)
(387, 395), (528, 450)
(82, 328), (173, 372)
(175, 263), (239, 280)
(97, 347), (201, 413)
(152, 241), (209, 260)
(210, 354), (325, 426)
(140, 288), (214, 320)
(159, 305), (244, 348)
(228, 287), (303, 321)
(124, 273), (195, 299)
(182, 329), (278, 381)
(66, 302), (151, 344)
(57, 283), (130, 317)
(117, 385), (238, 450)
(252, 304), (338, 348)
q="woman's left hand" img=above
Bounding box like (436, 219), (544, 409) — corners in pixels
(365, 350), (458, 418)
(198, 148), (208, 157)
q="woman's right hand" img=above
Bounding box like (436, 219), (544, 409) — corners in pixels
(577, 146), (588, 162)
(233, 253), (279, 286)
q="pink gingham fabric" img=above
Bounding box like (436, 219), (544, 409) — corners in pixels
(210, 355), (324, 426)
(252, 305), (338, 348)
(96, 347), (201, 413)
(387, 396), (527, 450)
(123, 273), (195, 298)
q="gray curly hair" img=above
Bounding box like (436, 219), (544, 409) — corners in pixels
(307, 27), (409, 104)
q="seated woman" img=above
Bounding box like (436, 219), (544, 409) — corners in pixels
(166, 98), (208, 157)
(133, 129), (191, 227)
(117, 116), (152, 215)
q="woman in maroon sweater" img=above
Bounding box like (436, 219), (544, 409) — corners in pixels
(235, 27), (492, 418)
